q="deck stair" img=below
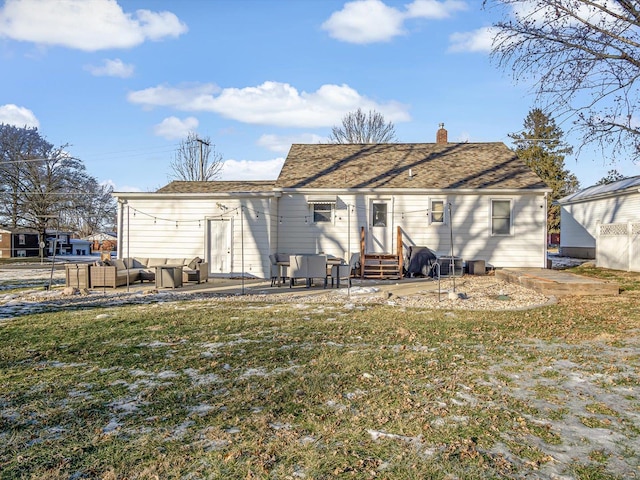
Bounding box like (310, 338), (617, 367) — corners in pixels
(362, 253), (402, 279)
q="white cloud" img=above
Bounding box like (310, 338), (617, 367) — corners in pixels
(0, 104), (39, 127)
(406, 0), (467, 19)
(128, 83), (221, 111)
(448, 27), (496, 53)
(219, 158), (285, 181)
(322, 0), (468, 44)
(0, 0), (187, 51)
(85, 58), (134, 78)
(258, 133), (325, 153)
(322, 0), (405, 44)
(153, 116), (199, 140)
(128, 81), (410, 128)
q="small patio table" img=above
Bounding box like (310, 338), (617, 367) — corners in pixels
(155, 265), (183, 289)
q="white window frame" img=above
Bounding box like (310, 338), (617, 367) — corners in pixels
(430, 199), (445, 225)
(18, 234), (25, 245)
(491, 199), (513, 236)
(310, 202), (334, 224)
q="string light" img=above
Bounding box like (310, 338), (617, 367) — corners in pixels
(122, 203), (432, 226)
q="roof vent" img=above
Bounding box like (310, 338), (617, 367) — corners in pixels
(436, 123), (448, 144)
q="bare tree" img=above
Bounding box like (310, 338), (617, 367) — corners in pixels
(0, 124), (115, 250)
(328, 108), (397, 143)
(486, 0), (640, 160)
(169, 132), (223, 181)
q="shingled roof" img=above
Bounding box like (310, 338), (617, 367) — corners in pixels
(275, 143), (547, 190)
(156, 180), (276, 194)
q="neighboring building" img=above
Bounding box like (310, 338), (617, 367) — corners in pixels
(0, 227), (40, 258)
(85, 232), (117, 252)
(114, 126), (551, 279)
(45, 230), (73, 256)
(557, 175), (640, 258)
(70, 238), (92, 255)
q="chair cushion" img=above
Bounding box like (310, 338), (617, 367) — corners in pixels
(147, 258), (167, 267)
(113, 259), (126, 270)
(188, 256), (202, 269)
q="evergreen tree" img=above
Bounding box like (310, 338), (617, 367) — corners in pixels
(509, 109), (579, 234)
(596, 169), (625, 185)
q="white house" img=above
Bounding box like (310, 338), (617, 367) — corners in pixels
(114, 127), (550, 279)
(557, 175), (640, 259)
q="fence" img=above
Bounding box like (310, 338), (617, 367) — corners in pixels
(596, 222), (640, 272)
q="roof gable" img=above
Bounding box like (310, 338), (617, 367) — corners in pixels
(275, 143), (547, 190)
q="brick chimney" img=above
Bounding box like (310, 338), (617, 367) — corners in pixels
(436, 123), (447, 144)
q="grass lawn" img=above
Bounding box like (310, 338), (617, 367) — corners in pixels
(1, 275), (639, 478)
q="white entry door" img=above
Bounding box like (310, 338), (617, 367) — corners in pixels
(368, 200), (391, 253)
(207, 219), (232, 275)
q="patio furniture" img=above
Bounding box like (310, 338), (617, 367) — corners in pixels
(156, 265), (183, 289)
(289, 255), (308, 288)
(330, 263), (352, 288)
(89, 256), (208, 288)
(306, 254), (328, 288)
(65, 263), (91, 288)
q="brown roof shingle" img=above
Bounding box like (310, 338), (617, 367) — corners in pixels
(275, 143), (547, 190)
(156, 180), (276, 194)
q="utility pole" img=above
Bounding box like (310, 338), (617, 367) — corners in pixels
(195, 137), (210, 181)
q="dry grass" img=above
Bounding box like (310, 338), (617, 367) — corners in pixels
(0, 282), (638, 479)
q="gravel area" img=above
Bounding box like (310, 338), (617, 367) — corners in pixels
(0, 266), (553, 319)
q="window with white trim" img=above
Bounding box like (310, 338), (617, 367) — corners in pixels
(312, 203), (333, 223)
(18, 234), (25, 245)
(430, 200), (445, 224)
(491, 199), (512, 235)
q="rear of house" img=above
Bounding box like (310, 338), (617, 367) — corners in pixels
(114, 129), (550, 280)
(274, 141), (549, 272)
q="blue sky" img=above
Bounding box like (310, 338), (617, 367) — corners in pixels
(1, 0), (638, 192)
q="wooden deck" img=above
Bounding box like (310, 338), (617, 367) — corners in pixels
(496, 268), (620, 296)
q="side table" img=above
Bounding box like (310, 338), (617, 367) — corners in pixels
(155, 265), (183, 289)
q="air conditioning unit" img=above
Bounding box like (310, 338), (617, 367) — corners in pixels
(435, 256), (463, 277)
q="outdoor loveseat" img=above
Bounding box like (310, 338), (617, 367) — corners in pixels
(89, 257), (208, 288)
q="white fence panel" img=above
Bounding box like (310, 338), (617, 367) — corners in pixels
(597, 222), (640, 272)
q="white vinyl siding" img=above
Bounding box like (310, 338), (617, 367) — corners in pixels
(116, 189), (548, 279)
(118, 196), (275, 278)
(277, 192), (546, 269)
(560, 191), (640, 250)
